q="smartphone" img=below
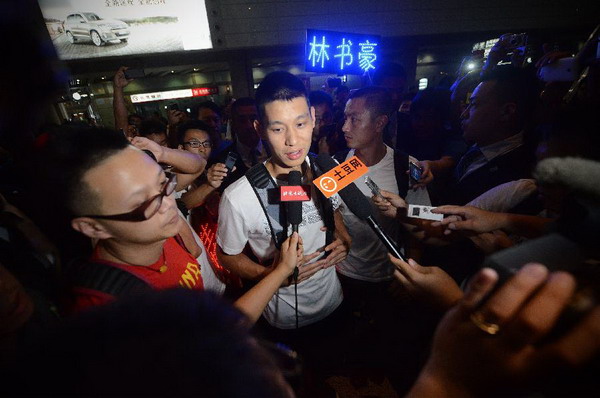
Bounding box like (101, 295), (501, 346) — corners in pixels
(124, 68), (145, 79)
(409, 161), (423, 182)
(224, 152), (238, 172)
(364, 176), (382, 199)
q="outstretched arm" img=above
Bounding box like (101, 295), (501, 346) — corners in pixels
(389, 254), (463, 310)
(432, 205), (552, 238)
(180, 163), (229, 209)
(130, 136), (206, 190)
(233, 233), (300, 324)
(113, 66), (132, 136)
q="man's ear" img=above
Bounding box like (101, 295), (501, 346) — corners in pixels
(71, 217), (113, 240)
(375, 114), (389, 134)
(310, 105), (316, 129)
(253, 119), (267, 140)
(500, 102), (518, 122)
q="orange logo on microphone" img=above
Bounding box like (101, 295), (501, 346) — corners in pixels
(313, 156), (368, 198)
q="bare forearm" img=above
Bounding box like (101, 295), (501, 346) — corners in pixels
(427, 156), (456, 176)
(113, 87), (129, 134)
(175, 171), (203, 192)
(161, 148), (206, 174)
(181, 183), (215, 209)
(217, 248), (271, 280)
(501, 213), (552, 238)
(233, 267), (289, 324)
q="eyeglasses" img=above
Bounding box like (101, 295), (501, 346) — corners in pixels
(183, 140), (211, 149)
(81, 173), (177, 222)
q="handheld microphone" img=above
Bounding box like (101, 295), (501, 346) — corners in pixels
(284, 170), (304, 329)
(286, 170), (304, 233)
(315, 154), (406, 261)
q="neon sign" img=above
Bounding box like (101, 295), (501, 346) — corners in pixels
(305, 29), (380, 75)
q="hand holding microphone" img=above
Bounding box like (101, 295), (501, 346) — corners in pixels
(282, 170), (331, 283)
(315, 154), (407, 261)
(285, 170), (304, 282)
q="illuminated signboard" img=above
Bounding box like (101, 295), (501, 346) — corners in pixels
(472, 38), (499, 59)
(305, 29), (381, 75)
(130, 87), (217, 103)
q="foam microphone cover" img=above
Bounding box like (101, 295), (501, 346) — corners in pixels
(315, 154), (373, 220)
(287, 170), (303, 226)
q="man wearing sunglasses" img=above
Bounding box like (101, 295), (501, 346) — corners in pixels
(37, 126), (300, 321)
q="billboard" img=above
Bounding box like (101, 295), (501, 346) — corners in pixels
(305, 29), (381, 75)
(38, 0), (212, 60)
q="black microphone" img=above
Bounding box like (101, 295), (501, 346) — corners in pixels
(286, 170), (303, 233)
(285, 170), (304, 329)
(315, 154), (406, 261)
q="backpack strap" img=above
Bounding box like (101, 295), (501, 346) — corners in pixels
(333, 149), (350, 164)
(245, 163), (288, 249)
(394, 150), (410, 199)
(72, 260), (151, 298)
(245, 156), (336, 251)
(308, 153), (335, 248)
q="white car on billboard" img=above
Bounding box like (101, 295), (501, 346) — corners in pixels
(64, 12), (130, 47)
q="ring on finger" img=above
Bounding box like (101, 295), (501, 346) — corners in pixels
(470, 311), (501, 336)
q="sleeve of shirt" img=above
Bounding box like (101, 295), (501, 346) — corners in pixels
(467, 179), (537, 212)
(216, 187), (249, 255)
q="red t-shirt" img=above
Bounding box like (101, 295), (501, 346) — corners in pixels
(69, 237), (204, 313)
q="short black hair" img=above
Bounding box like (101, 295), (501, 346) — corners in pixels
(194, 101), (222, 119)
(230, 97), (256, 116)
(8, 289), (293, 397)
(35, 125), (130, 217)
(308, 90), (333, 111)
(138, 119), (167, 137)
(348, 86), (394, 119)
(372, 62), (407, 85)
(480, 65), (540, 126)
(255, 71), (308, 122)
(176, 119), (220, 148)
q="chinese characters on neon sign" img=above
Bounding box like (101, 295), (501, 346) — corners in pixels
(306, 29), (381, 75)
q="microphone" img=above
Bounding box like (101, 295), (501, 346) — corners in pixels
(315, 154), (406, 261)
(284, 170), (304, 329)
(286, 170), (303, 233)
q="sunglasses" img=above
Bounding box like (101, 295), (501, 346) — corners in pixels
(80, 173), (177, 222)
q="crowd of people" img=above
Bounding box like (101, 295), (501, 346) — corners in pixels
(1, 27), (600, 397)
